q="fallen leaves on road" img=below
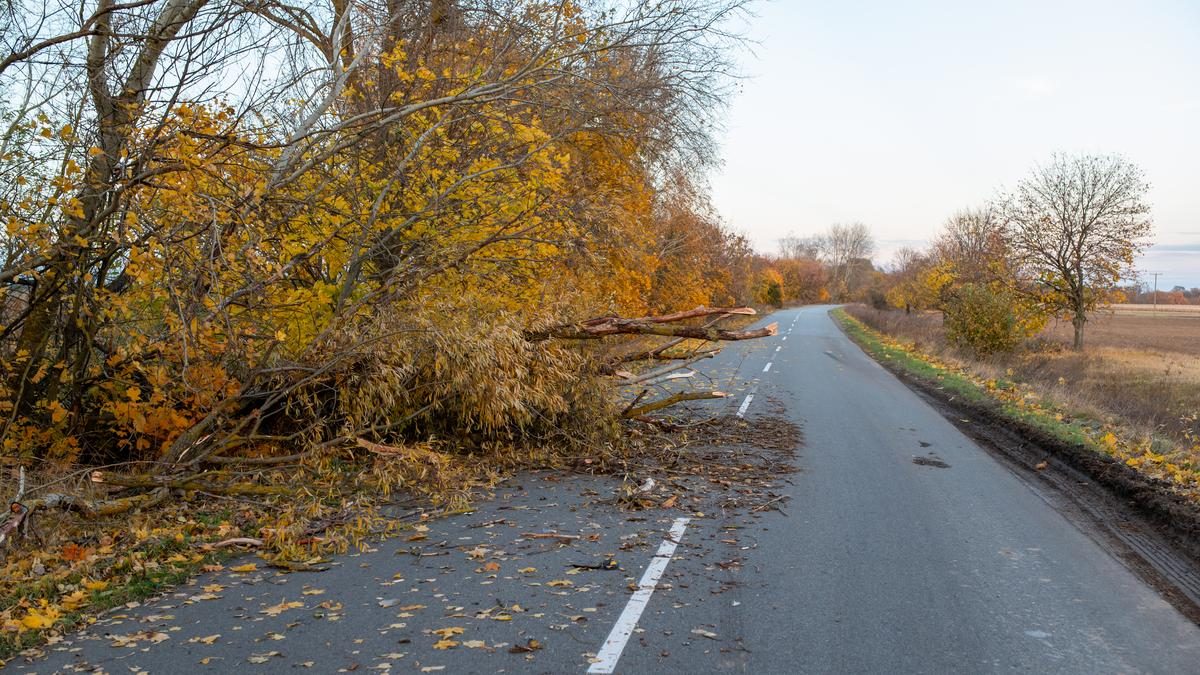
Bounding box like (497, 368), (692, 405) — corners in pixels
(110, 631), (169, 648)
(508, 638), (543, 653)
(247, 651), (282, 663)
(261, 601), (304, 616)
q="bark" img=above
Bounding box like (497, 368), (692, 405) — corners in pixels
(1, 489), (169, 547)
(92, 472), (289, 495)
(620, 306), (756, 324)
(622, 391), (726, 418)
(529, 313), (775, 342)
(529, 306), (760, 342)
(538, 321), (776, 342)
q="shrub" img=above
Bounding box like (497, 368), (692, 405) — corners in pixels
(765, 282), (783, 308)
(867, 289), (890, 311)
(943, 283), (1045, 356)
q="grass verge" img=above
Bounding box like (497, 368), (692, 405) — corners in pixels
(831, 307), (1199, 501)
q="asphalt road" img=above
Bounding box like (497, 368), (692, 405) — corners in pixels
(14, 306), (1200, 674)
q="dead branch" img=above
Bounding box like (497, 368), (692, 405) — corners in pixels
(0, 468), (29, 546)
(623, 391), (727, 418)
(606, 306), (755, 325)
(90, 472), (289, 495)
(527, 306), (769, 342)
(533, 320), (776, 342)
(196, 537), (264, 551)
(621, 389), (650, 416)
(617, 311), (744, 363)
(0, 502), (28, 547)
(53, 488), (169, 516)
(520, 532), (580, 541)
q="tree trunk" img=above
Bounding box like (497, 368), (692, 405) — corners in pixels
(1072, 311), (1085, 351)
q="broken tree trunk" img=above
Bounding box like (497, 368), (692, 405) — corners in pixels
(526, 306), (773, 342)
(532, 319), (776, 342)
(622, 391), (727, 418)
(527, 306), (775, 420)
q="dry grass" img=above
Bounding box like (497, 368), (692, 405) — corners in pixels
(1041, 307), (1200, 356)
(844, 305), (1200, 450)
(1108, 303), (1200, 314)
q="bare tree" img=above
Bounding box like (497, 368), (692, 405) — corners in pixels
(777, 232), (821, 260)
(820, 221), (873, 300)
(999, 153), (1153, 350)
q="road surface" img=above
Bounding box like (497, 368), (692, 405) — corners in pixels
(13, 306), (1200, 674)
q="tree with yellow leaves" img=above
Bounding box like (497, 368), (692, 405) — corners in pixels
(0, 0), (756, 469)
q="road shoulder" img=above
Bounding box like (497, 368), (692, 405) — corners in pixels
(831, 307), (1200, 624)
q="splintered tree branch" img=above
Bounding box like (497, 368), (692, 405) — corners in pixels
(526, 306), (769, 342)
(617, 311), (745, 363)
(531, 319), (777, 342)
(91, 472), (290, 496)
(604, 306), (756, 325)
(622, 391), (727, 418)
(526, 306), (774, 419)
(0, 468), (292, 547)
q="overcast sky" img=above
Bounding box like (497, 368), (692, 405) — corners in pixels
(710, 0), (1200, 289)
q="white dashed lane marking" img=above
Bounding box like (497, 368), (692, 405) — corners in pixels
(587, 518), (692, 674)
(736, 394), (754, 418)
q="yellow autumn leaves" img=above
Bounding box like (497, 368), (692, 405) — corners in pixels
(1, 575), (109, 634)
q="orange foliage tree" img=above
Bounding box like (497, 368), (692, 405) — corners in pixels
(0, 0), (755, 466)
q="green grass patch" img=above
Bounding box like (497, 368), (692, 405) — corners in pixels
(831, 307), (1101, 453)
(0, 540), (234, 664)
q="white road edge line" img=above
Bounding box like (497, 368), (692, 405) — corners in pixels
(775, 346), (782, 352)
(735, 394), (754, 418)
(587, 517), (691, 674)
(763, 362), (772, 373)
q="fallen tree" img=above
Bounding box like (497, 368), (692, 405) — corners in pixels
(536, 305), (774, 421)
(527, 306), (775, 342)
(1, 305), (774, 546)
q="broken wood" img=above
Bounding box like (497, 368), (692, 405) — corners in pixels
(622, 391), (727, 418)
(0, 467), (28, 547)
(532, 319), (777, 342)
(0, 502), (28, 548)
(526, 306), (771, 343)
(520, 532), (581, 541)
(196, 537), (265, 551)
(91, 471), (290, 496)
(616, 311), (742, 364)
(611, 306), (755, 324)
